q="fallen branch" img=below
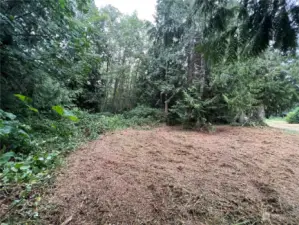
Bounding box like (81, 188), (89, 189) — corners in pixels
(60, 216), (73, 225)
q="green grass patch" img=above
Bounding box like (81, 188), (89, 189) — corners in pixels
(265, 117), (286, 123)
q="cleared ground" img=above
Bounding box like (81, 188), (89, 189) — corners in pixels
(45, 126), (299, 225)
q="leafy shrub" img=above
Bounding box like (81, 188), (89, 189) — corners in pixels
(0, 110), (34, 153)
(169, 87), (217, 129)
(0, 107), (162, 223)
(76, 109), (162, 140)
(0, 150), (59, 184)
(29, 117), (76, 140)
(124, 105), (164, 121)
(52, 105), (79, 122)
(76, 112), (127, 138)
(286, 107), (299, 124)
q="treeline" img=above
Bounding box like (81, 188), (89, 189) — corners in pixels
(1, 0), (149, 114)
(140, 0), (299, 126)
(1, 0), (299, 122)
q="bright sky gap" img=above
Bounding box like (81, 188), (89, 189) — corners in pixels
(94, 0), (157, 22)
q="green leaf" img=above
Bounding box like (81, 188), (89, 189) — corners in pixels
(0, 109), (16, 120)
(4, 112), (16, 120)
(67, 115), (79, 122)
(20, 165), (30, 171)
(0, 152), (15, 164)
(64, 110), (79, 122)
(11, 167), (18, 172)
(14, 163), (23, 169)
(223, 94), (230, 103)
(59, 0), (65, 9)
(28, 106), (39, 113)
(52, 106), (79, 122)
(52, 105), (64, 116)
(14, 94), (32, 103)
(18, 129), (30, 138)
(0, 125), (13, 135)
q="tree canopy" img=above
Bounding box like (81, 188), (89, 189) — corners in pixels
(1, 0), (298, 117)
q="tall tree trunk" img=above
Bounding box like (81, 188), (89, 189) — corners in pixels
(187, 44), (195, 84)
(257, 105), (265, 120)
(199, 54), (206, 98)
(112, 78), (119, 111)
(193, 50), (207, 98)
(164, 61), (169, 114)
(164, 93), (168, 114)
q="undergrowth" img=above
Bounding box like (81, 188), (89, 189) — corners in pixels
(286, 107), (299, 124)
(0, 105), (162, 224)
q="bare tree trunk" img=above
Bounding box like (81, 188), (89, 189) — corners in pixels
(164, 93), (168, 114)
(112, 78), (119, 111)
(192, 50), (208, 98)
(199, 55), (206, 98)
(239, 111), (247, 124)
(187, 44), (194, 84)
(257, 105), (265, 120)
(164, 61), (169, 115)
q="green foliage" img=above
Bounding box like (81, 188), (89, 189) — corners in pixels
(14, 94), (39, 113)
(164, 51), (299, 127)
(124, 105), (165, 121)
(76, 107), (162, 138)
(14, 94), (32, 103)
(0, 106), (161, 223)
(169, 86), (217, 128)
(195, 0), (299, 63)
(216, 53), (298, 119)
(0, 150), (58, 184)
(286, 107), (299, 124)
(76, 111), (130, 135)
(0, 108), (160, 187)
(136, 0), (299, 129)
(0, 110), (33, 153)
(1, 0), (92, 112)
(52, 105), (79, 122)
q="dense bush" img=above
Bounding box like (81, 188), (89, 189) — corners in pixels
(0, 106), (162, 223)
(1, 107), (161, 185)
(0, 110), (34, 154)
(286, 107), (299, 124)
(168, 86), (218, 132)
(124, 105), (165, 121)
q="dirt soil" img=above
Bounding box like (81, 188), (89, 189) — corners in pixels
(45, 126), (299, 225)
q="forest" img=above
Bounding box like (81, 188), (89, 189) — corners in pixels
(1, 0), (299, 224)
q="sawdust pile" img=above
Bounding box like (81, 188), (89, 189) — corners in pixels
(45, 126), (299, 225)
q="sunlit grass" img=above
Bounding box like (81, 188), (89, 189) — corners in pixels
(265, 116), (286, 123)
